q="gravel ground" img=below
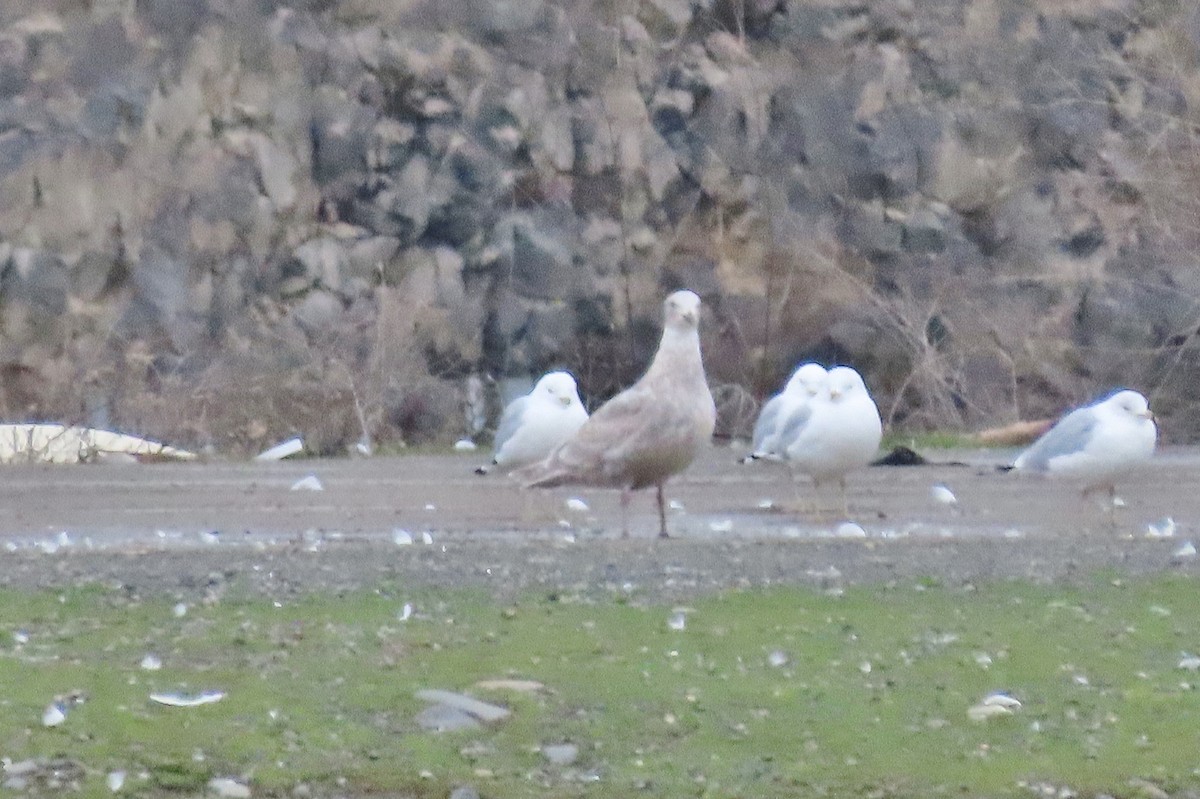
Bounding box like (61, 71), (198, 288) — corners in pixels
(0, 445), (1196, 601)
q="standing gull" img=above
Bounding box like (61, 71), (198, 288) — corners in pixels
(779, 365), (882, 514)
(1007, 389), (1156, 505)
(743, 362), (828, 462)
(517, 290), (717, 538)
(475, 371), (588, 475)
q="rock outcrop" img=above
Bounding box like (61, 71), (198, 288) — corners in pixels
(0, 0), (1197, 450)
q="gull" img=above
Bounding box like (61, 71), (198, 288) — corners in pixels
(517, 290), (717, 538)
(475, 371), (588, 475)
(743, 362), (828, 462)
(1006, 389), (1156, 507)
(779, 365), (883, 515)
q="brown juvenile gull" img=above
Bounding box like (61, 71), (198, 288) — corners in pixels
(516, 290), (716, 538)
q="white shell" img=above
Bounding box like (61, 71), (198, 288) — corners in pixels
(290, 475), (323, 492)
(930, 484), (957, 505)
(42, 703), (66, 727)
(982, 692), (1021, 708)
(1146, 517), (1176, 538)
(835, 522), (867, 538)
(149, 690), (226, 707)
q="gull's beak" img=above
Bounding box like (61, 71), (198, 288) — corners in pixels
(829, 388), (842, 400)
(1140, 409), (1155, 421)
(559, 396), (573, 407)
(681, 309), (697, 325)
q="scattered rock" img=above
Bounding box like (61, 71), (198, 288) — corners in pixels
(415, 689), (511, 722)
(415, 703), (482, 732)
(541, 743), (579, 766)
(0, 0), (1194, 450)
(871, 446), (927, 467)
(207, 777), (252, 798)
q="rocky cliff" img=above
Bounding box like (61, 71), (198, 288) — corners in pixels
(1, 0), (1198, 452)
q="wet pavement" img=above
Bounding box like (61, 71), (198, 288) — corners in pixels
(0, 445), (1195, 599)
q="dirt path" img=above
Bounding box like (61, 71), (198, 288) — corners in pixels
(0, 445), (1196, 600)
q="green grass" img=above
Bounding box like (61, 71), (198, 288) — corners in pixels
(3, 576), (1200, 797)
(881, 430), (984, 451)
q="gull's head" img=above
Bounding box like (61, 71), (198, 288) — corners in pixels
(826, 365), (868, 403)
(536, 371), (580, 408)
(663, 290), (702, 332)
(785, 362), (828, 397)
(1108, 389), (1154, 423)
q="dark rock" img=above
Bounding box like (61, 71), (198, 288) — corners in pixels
(70, 250), (127, 302)
(494, 214), (579, 301)
(837, 201), (903, 259)
(872, 446), (927, 467)
(902, 208), (947, 253)
(2, 249), (68, 316)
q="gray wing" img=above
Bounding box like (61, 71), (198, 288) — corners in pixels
(492, 395), (530, 456)
(1014, 406), (1098, 472)
(751, 393), (787, 452)
(776, 402), (815, 451)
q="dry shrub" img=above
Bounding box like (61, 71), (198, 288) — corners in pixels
(98, 285), (466, 455)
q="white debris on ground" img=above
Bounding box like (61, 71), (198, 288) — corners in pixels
(289, 475), (324, 492)
(140, 654), (163, 671)
(930, 484), (958, 506)
(41, 702), (66, 727)
(967, 692), (1021, 722)
(1178, 653), (1200, 671)
(1172, 541), (1196, 560)
(667, 610), (688, 631)
(835, 522), (867, 538)
(453, 438), (477, 452)
(149, 690), (226, 707)
(207, 777), (251, 798)
(106, 770), (125, 793)
(254, 437), (304, 461)
(565, 497), (589, 513)
(1146, 517), (1176, 538)
(0, 424), (196, 464)
(392, 529), (414, 546)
